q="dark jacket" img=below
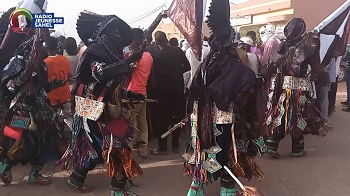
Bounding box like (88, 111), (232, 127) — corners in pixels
(153, 46), (190, 98)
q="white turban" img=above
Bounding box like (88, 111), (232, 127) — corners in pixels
(259, 24), (276, 44)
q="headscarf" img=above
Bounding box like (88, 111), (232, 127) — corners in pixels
(259, 24), (276, 44)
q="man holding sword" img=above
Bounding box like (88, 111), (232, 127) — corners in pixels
(127, 28), (153, 159)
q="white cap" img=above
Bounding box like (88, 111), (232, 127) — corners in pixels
(240, 37), (253, 46)
(50, 30), (61, 38)
(259, 24), (276, 35)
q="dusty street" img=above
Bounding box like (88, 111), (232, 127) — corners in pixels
(1, 83), (349, 196)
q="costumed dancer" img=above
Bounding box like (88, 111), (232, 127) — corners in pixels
(263, 18), (332, 158)
(184, 1), (265, 195)
(57, 11), (146, 195)
(0, 28), (68, 185)
(255, 24), (281, 138)
(0, 0), (67, 186)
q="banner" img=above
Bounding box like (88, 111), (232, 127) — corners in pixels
(167, 0), (205, 60)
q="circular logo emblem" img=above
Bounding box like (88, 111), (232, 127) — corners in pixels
(9, 8), (33, 34)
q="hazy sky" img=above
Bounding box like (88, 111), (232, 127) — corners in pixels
(1, 0), (247, 42)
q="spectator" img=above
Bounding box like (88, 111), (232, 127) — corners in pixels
(328, 57), (341, 116)
(127, 28), (153, 159)
(64, 37), (79, 91)
(184, 37), (211, 90)
(316, 65), (330, 123)
(169, 37), (179, 47)
(145, 36), (160, 139)
(342, 49), (350, 111)
(179, 39), (185, 48)
(44, 37), (73, 131)
(238, 37), (259, 74)
(181, 40), (189, 53)
(151, 31), (190, 155)
(257, 24), (281, 72)
(246, 31), (259, 54)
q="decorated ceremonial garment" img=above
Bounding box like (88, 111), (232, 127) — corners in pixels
(263, 18), (333, 158)
(57, 11), (143, 195)
(183, 1), (265, 195)
(0, 0), (67, 186)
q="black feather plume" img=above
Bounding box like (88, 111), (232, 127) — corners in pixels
(76, 11), (108, 46)
(207, 0), (230, 36)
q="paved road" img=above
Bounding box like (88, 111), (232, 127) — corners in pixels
(1, 83), (349, 196)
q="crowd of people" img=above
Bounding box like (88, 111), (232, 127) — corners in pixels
(0, 0), (343, 195)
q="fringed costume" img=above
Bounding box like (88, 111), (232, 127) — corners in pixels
(263, 18), (333, 158)
(184, 1), (265, 195)
(57, 11), (144, 195)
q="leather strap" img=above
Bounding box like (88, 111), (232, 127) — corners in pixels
(77, 84), (84, 96)
(76, 84), (108, 102)
(98, 87), (108, 102)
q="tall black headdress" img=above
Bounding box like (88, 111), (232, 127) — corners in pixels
(207, 0), (236, 50)
(0, 7), (16, 45)
(76, 11), (133, 48)
(278, 18), (307, 55)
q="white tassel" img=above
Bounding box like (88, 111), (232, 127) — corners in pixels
(106, 133), (113, 164)
(231, 123), (238, 164)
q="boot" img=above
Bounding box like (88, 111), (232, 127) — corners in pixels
(66, 168), (92, 193)
(265, 136), (282, 159)
(187, 181), (205, 196)
(28, 165), (51, 186)
(0, 159), (12, 186)
(220, 170), (236, 196)
(110, 174), (138, 196)
(292, 135), (306, 158)
(110, 189), (138, 196)
(220, 187), (236, 196)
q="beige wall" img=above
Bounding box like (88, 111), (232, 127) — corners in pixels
(292, 0), (346, 31)
(230, 0), (292, 18)
(156, 0), (347, 41)
(155, 22), (184, 40)
(231, 0), (347, 30)
(155, 21), (211, 41)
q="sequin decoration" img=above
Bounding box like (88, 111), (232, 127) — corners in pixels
(212, 104), (233, 124)
(297, 116), (307, 130)
(213, 124), (223, 137)
(274, 92), (286, 128)
(236, 139), (249, 151)
(253, 136), (267, 153)
(182, 153), (192, 162)
(203, 155), (222, 174)
(75, 96), (105, 121)
(282, 76), (312, 91)
(205, 145), (222, 154)
(188, 153), (196, 164)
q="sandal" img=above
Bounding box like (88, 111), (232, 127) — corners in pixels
(150, 148), (168, 156)
(66, 178), (92, 193)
